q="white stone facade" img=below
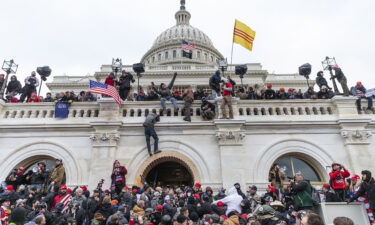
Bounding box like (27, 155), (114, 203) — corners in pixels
(0, 97), (374, 191)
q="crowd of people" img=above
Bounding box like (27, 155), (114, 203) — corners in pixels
(2, 65), (373, 115)
(0, 157), (373, 225)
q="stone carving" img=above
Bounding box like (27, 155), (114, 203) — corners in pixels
(216, 131), (245, 146)
(90, 132), (120, 146)
(341, 130), (372, 145)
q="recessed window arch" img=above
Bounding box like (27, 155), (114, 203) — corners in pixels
(165, 51), (169, 59)
(173, 50), (177, 59)
(274, 155), (322, 182)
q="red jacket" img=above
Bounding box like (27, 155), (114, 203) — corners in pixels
(111, 166), (127, 185)
(222, 82), (232, 97)
(51, 193), (69, 209)
(329, 169), (350, 190)
(105, 76), (115, 86)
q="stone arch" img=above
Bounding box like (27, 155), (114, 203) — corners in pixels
(253, 139), (334, 183)
(126, 140), (210, 186)
(0, 142), (82, 186)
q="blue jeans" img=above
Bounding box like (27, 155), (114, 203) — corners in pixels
(145, 127), (158, 154)
(160, 97), (178, 110)
(356, 97), (373, 109)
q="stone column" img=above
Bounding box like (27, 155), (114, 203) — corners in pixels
(334, 96), (374, 174)
(339, 119), (373, 174)
(88, 99), (123, 190)
(215, 120), (246, 189)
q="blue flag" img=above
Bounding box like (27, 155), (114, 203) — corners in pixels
(55, 102), (71, 118)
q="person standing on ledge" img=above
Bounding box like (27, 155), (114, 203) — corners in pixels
(220, 77), (234, 119)
(331, 65), (350, 96)
(143, 112), (161, 157)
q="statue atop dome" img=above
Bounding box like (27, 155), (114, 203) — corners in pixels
(180, 0), (186, 10)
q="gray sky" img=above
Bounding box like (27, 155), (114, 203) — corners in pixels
(1, 0), (375, 94)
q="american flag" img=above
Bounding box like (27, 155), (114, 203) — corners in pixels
(60, 194), (73, 213)
(89, 80), (122, 105)
(181, 40), (196, 50)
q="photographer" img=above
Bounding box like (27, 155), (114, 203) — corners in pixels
(20, 71), (40, 102)
(118, 71), (135, 101)
(329, 163), (350, 202)
(209, 70), (222, 99)
(290, 173), (313, 211)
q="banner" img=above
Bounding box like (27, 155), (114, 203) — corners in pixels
(54, 102), (71, 118)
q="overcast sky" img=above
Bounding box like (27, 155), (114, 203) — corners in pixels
(1, 0), (374, 93)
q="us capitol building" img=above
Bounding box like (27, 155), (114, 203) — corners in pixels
(0, 1), (374, 191)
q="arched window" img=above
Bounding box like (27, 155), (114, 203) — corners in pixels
(173, 50), (177, 58)
(197, 51), (201, 59)
(274, 156), (321, 182)
(165, 51), (169, 59)
(152, 56), (155, 63)
(158, 54), (161, 61)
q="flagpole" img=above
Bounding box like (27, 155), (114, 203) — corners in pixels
(230, 20), (236, 76)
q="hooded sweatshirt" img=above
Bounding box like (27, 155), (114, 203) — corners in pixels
(213, 187), (242, 216)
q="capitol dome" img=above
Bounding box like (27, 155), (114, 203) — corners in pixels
(141, 1), (223, 66)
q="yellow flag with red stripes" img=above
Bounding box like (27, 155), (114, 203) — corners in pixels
(233, 20), (256, 51)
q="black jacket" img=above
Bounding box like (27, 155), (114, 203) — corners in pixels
(6, 77), (22, 94)
(265, 89), (276, 99)
(197, 202), (212, 218)
(153, 73), (178, 98)
(351, 177), (375, 210)
(209, 73), (221, 91)
(119, 73), (135, 89)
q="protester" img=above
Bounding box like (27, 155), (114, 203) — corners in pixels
(220, 77), (234, 119)
(264, 84), (276, 99)
(118, 71), (135, 101)
(27, 92), (42, 103)
(43, 93), (54, 102)
(49, 158), (65, 186)
(329, 163), (350, 201)
(303, 87), (317, 99)
(316, 71), (331, 90)
(201, 97), (215, 120)
(352, 81), (373, 111)
(317, 86), (334, 99)
(143, 112), (161, 156)
(20, 71), (40, 102)
(111, 160), (127, 195)
(209, 71), (222, 99)
(268, 163), (285, 189)
(332, 65), (350, 96)
(291, 173), (313, 211)
(182, 88), (194, 122)
(151, 72), (179, 112)
(6, 75), (22, 96)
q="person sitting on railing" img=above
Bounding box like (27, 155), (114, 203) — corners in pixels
(43, 93), (54, 102)
(173, 90), (183, 101)
(246, 87), (257, 100)
(6, 75), (22, 97)
(201, 97), (215, 121)
(276, 88), (288, 100)
(146, 90), (159, 101)
(83, 91), (96, 102)
(317, 86), (335, 99)
(151, 72), (179, 112)
(303, 87), (317, 99)
(20, 71), (40, 103)
(27, 92), (42, 103)
(264, 84), (276, 100)
(4, 94), (18, 103)
(236, 88), (247, 100)
(136, 91), (147, 101)
(351, 81), (373, 111)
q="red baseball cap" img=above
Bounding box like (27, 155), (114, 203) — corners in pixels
(217, 201), (223, 207)
(323, 184), (330, 189)
(194, 183), (201, 188)
(156, 205), (163, 212)
(5, 185), (13, 191)
(351, 174), (360, 181)
(59, 185), (67, 190)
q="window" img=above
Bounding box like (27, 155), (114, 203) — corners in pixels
(204, 53), (208, 61)
(158, 54), (161, 61)
(211, 56), (214, 62)
(173, 50), (177, 58)
(152, 56), (155, 63)
(197, 51), (201, 59)
(274, 156), (321, 182)
(165, 51), (169, 59)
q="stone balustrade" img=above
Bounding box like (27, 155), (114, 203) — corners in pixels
(0, 97), (369, 122)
